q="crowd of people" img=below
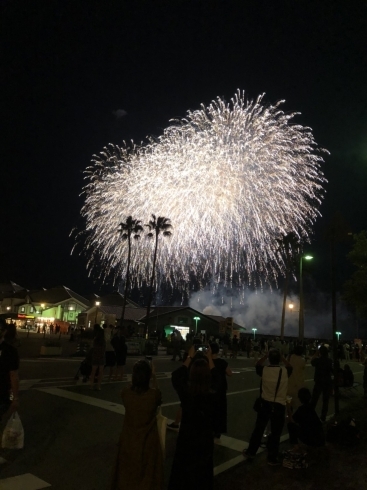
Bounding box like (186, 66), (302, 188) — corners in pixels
(1, 320), (366, 490)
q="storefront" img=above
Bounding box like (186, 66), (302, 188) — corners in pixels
(17, 314), (36, 330)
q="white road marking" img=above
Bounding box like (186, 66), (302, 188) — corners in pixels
(0, 473), (51, 490)
(19, 380), (42, 391)
(37, 388), (126, 415)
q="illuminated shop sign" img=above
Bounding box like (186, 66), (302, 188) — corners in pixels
(18, 314), (35, 319)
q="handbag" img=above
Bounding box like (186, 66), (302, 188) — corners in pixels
(2, 411), (24, 449)
(156, 406), (167, 457)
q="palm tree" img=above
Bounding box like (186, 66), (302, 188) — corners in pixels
(277, 233), (299, 339)
(145, 215), (172, 335)
(118, 216), (143, 329)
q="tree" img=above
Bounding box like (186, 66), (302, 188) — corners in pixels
(145, 215), (172, 335)
(343, 230), (367, 318)
(277, 233), (300, 339)
(118, 216), (143, 328)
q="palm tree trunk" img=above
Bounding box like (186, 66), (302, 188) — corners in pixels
(120, 234), (131, 329)
(280, 261), (290, 339)
(145, 233), (158, 336)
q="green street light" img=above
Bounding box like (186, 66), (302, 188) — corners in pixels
(252, 328), (257, 339)
(193, 316), (200, 335)
(335, 331), (342, 341)
(299, 254), (313, 340)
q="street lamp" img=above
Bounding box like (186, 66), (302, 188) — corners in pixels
(252, 328), (257, 340)
(94, 301), (101, 324)
(299, 255), (313, 341)
(336, 331), (341, 342)
(193, 316), (200, 335)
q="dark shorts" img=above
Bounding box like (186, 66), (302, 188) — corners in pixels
(115, 352), (126, 366)
(105, 351), (116, 367)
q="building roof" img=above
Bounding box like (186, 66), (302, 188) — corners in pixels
(30, 286), (89, 307)
(0, 280), (25, 293)
(87, 305), (147, 322)
(97, 291), (140, 308)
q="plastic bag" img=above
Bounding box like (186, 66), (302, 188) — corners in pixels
(2, 412), (24, 449)
(156, 406), (167, 457)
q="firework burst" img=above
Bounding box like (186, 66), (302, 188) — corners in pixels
(78, 90), (327, 288)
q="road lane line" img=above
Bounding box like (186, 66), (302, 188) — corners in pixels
(0, 473), (51, 490)
(37, 388), (126, 415)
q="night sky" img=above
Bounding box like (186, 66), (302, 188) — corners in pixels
(1, 0), (366, 298)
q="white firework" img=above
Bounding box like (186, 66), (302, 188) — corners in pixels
(79, 90), (327, 288)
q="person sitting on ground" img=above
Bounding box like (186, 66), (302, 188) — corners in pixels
(342, 364), (354, 387)
(111, 360), (163, 490)
(287, 387), (325, 450)
(210, 342), (232, 441)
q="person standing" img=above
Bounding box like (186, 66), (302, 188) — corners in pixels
(111, 360), (163, 490)
(171, 329), (183, 361)
(0, 320), (19, 421)
(287, 345), (306, 410)
(104, 324), (116, 381)
(343, 342), (350, 362)
(231, 335), (239, 359)
(244, 349), (293, 465)
(210, 343), (232, 441)
(246, 337), (252, 359)
(111, 329), (128, 381)
(310, 346), (333, 422)
(222, 333), (230, 358)
(90, 325), (106, 390)
(168, 345), (218, 490)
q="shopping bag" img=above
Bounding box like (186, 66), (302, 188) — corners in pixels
(2, 411), (24, 449)
(156, 406), (167, 457)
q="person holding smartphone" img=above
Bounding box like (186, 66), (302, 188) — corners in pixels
(168, 345), (219, 490)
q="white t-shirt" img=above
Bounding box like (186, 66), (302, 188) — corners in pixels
(260, 366), (289, 406)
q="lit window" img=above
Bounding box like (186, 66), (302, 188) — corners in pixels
(20, 306), (25, 313)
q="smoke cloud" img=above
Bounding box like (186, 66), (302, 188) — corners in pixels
(189, 287), (355, 340)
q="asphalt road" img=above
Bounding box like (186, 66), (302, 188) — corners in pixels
(0, 353), (364, 490)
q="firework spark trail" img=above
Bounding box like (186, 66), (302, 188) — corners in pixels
(79, 91), (327, 288)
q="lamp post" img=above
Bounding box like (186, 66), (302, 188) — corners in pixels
(252, 328), (257, 340)
(94, 301), (100, 325)
(336, 331), (341, 342)
(193, 316), (200, 335)
(299, 255), (313, 341)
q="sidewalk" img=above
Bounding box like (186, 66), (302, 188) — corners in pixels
(214, 398), (367, 490)
(15, 332), (81, 358)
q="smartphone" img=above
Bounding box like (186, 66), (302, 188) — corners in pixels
(195, 345), (207, 353)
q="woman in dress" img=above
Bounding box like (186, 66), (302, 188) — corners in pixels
(287, 345), (306, 409)
(111, 360), (163, 490)
(168, 345), (218, 490)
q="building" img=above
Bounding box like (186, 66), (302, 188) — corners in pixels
(0, 284), (90, 331)
(139, 306), (245, 339)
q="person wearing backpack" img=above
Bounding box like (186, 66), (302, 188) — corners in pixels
(243, 349), (293, 465)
